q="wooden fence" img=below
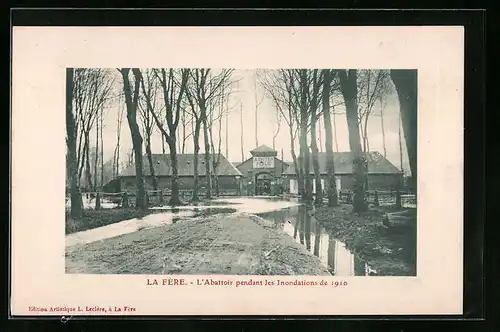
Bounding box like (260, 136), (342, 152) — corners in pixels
(339, 190), (416, 207)
(75, 188), (241, 210)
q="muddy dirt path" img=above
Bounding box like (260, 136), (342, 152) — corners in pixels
(65, 212), (331, 276)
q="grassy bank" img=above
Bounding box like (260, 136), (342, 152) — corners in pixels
(66, 208), (153, 235)
(314, 204), (417, 276)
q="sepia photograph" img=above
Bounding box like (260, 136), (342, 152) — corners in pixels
(12, 25), (463, 316)
(65, 67), (417, 277)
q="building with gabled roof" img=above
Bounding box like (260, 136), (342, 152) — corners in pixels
(103, 153), (243, 194)
(282, 151), (402, 194)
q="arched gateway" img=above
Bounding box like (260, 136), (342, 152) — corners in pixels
(233, 145), (290, 196)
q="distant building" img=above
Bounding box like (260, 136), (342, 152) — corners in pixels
(234, 145), (290, 196)
(282, 151), (403, 194)
(103, 153), (243, 194)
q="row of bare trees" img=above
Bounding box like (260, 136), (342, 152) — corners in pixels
(67, 67), (236, 216)
(258, 69), (416, 212)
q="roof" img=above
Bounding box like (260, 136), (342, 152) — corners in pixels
(231, 161), (242, 168)
(120, 154), (243, 177)
(282, 151), (401, 175)
(250, 145), (276, 154)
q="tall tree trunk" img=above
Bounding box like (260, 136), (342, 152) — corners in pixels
(310, 89), (322, 206)
(396, 111), (403, 208)
(289, 126), (303, 195)
(66, 68), (83, 218)
(318, 116), (323, 153)
(338, 69), (367, 213)
(121, 68), (147, 210)
(333, 111), (339, 152)
(390, 69), (417, 193)
(78, 136), (86, 188)
(167, 139), (182, 206)
(94, 113), (99, 192)
(254, 78), (259, 148)
(240, 103), (244, 162)
(84, 135), (93, 191)
(161, 133), (166, 154)
(100, 110), (104, 189)
(379, 96), (387, 158)
(203, 117), (212, 199)
(181, 111), (186, 154)
(363, 119), (370, 191)
(192, 120), (202, 202)
(299, 70), (312, 203)
(311, 118), (322, 206)
(145, 136), (158, 190)
(116, 139), (120, 177)
(322, 69), (338, 207)
(225, 111), (229, 158)
(363, 116), (370, 152)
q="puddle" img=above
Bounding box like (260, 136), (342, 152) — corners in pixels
(256, 204), (371, 276)
(67, 196), (375, 276)
(66, 209), (196, 247)
(150, 197), (301, 215)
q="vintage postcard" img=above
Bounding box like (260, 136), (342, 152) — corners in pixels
(11, 26), (464, 316)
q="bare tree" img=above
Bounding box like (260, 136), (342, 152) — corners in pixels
(66, 68), (83, 218)
(317, 115), (323, 153)
(100, 106), (105, 189)
(119, 68), (147, 210)
(272, 103), (282, 150)
(93, 108), (99, 192)
(308, 69), (323, 206)
(180, 108), (194, 154)
(328, 81), (345, 153)
(209, 87), (229, 197)
(240, 102), (244, 162)
(322, 69), (339, 206)
(257, 69), (303, 195)
(73, 69), (113, 190)
(357, 69), (392, 153)
(379, 96), (387, 157)
(225, 106), (229, 158)
(254, 70), (265, 148)
(112, 94), (125, 178)
(390, 69), (417, 193)
(185, 68), (234, 200)
(138, 69), (160, 191)
(337, 69), (367, 213)
(296, 69), (313, 203)
(138, 68), (190, 206)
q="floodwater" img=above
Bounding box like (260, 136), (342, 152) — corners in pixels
(255, 203), (371, 277)
(66, 196), (372, 276)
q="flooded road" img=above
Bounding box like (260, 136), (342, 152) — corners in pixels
(66, 196), (371, 276)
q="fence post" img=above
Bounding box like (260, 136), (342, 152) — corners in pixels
(395, 188), (402, 209)
(122, 192), (129, 208)
(374, 190), (379, 207)
(145, 191), (149, 207)
(95, 192), (101, 210)
(159, 189), (164, 205)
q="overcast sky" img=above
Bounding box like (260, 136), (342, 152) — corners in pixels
(90, 69), (410, 174)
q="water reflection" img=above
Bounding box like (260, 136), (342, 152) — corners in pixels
(256, 204), (369, 276)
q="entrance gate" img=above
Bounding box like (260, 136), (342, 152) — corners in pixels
(255, 172), (273, 196)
